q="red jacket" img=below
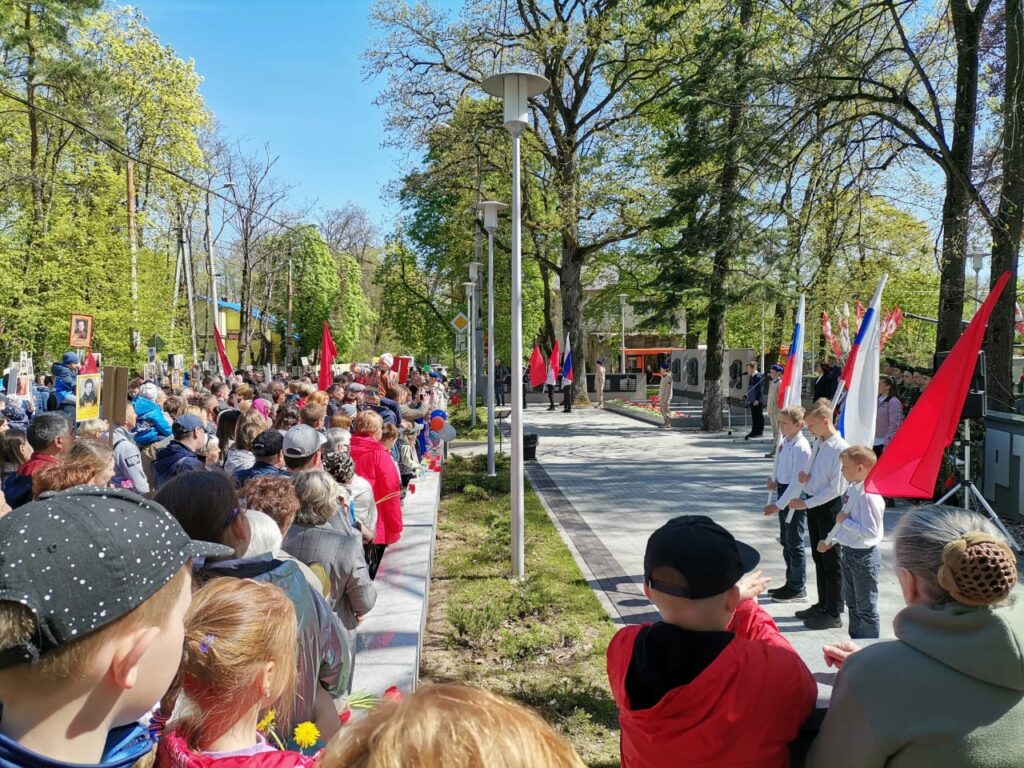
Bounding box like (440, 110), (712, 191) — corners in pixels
(607, 600), (816, 768)
(349, 434), (403, 545)
(155, 731), (315, 767)
(18, 452), (60, 478)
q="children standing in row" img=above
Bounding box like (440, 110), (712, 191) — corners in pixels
(817, 446), (885, 639)
(786, 398), (849, 630)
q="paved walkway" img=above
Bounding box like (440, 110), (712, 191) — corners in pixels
(522, 404), (906, 702)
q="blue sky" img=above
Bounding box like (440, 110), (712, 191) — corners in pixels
(133, 0), (407, 227)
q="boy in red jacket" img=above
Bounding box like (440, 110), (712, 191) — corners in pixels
(607, 516), (816, 768)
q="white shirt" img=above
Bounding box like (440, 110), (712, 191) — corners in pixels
(772, 432), (812, 509)
(833, 481), (885, 548)
(803, 432), (849, 509)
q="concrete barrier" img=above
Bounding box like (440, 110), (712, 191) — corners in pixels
(349, 470), (441, 695)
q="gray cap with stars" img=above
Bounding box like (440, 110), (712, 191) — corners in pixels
(0, 486), (233, 668)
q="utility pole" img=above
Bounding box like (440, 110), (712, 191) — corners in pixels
(127, 159), (140, 351)
(286, 247), (294, 369)
(183, 228), (200, 364)
(170, 223), (183, 340)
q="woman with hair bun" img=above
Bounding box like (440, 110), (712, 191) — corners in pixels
(808, 506), (1024, 767)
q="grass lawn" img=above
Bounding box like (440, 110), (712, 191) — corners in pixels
(420, 452), (621, 767)
(448, 403), (495, 442)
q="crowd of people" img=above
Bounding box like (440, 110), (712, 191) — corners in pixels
(0, 344), (1022, 768)
(0, 350), (600, 765)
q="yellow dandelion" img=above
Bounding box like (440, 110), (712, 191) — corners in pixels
(292, 721), (320, 749)
(256, 710), (276, 733)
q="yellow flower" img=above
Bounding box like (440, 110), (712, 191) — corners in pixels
(292, 721), (320, 749)
(256, 710), (276, 733)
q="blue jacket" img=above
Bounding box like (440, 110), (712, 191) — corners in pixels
(151, 441), (205, 489)
(132, 396), (172, 447)
(32, 386), (49, 415)
(49, 364), (76, 407)
(1, 403), (29, 431)
(0, 722), (152, 767)
(233, 461), (290, 487)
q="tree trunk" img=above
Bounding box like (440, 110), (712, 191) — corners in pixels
(936, 1), (988, 352)
(24, 3), (43, 230)
(538, 261), (557, 351)
(237, 239), (252, 369)
(988, 0), (1024, 412)
(702, 0), (754, 432)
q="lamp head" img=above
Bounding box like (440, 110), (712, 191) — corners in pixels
(971, 252), (985, 273)
(481, 70), (550, 134)
(478, 200), (508, 232)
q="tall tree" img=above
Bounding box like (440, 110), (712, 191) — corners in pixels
(367, 0), (672, 396)
(223, 143), (291, 368)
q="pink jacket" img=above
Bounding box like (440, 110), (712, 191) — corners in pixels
(874, 395), (903, 447)
(349, 434), (403, 546)
(155, 731), (315, 768)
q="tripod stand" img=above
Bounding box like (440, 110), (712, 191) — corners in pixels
(934, 419), (1022, 553)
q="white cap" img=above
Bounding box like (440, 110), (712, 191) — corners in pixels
(379, 353), (394, 368)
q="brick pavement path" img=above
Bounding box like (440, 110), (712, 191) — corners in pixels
(522, 404), (906, 701)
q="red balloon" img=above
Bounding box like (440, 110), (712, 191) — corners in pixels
(430, 416), (445, 432)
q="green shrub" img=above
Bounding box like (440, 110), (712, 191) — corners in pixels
(461, 483), (490, 501)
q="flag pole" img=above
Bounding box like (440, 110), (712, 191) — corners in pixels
(830, 274), (888, 411)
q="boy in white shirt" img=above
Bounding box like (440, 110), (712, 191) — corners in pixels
(787, 398), (849, 630)
(817, 445), (885, 639)
(764, 405), (813, 602)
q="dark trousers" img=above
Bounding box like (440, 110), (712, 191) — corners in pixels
(841, 545), (881, 638)
(366, 542), (388, 580)
(562, 384), (572, 412)
(546, 384), (556, 409)
(495, 380), (506, 406)
(777, 484), (806, 591)
(807, 497), (843, 616)
(749, 402), (764, 435)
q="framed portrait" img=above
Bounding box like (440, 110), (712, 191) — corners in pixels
(69, 313), (94, 349)
(77, 373), (101, 421)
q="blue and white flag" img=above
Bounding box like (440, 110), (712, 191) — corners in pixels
(836, 275), (888, 448)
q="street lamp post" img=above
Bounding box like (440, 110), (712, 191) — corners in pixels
(464, 280), (475, 416)
(479, 201), (508, 478)
(619, 293), (628, 374)
(969, 252), (986, 313)
(468, 261), (482, 428)
(482, 69), (550, 580)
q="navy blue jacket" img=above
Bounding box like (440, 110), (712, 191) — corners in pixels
(747, 372), (765, 403)
(233, 461), (290, 487)
(151, 441), (205, 489)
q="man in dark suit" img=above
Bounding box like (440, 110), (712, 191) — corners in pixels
(744, 361), (764, 439)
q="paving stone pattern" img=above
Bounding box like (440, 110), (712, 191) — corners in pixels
(523, 403), (907, 702)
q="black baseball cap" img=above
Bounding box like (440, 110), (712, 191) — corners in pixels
(644, 515), (760, 599)
(0, 487), (233, 668)
(251, 429), (284, 458)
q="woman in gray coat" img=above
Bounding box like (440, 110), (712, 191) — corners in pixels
(808, 506), (1024, 767)
(285, 469), (377, 660)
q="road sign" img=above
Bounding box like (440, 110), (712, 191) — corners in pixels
(456, 334), (467, 352)
(451, 312), (469, 333)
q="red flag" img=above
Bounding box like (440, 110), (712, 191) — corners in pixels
(529, 344), (546, 388)
(821, 311), (844, 360)
(548, 339), (561, 381)
(213, 324), (234, 379)
(865, 272), (1010, 498)
(318, 322), (337, 391)
(80, 352), (99, 374)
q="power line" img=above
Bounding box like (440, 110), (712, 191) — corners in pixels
(0, 84), (377, 267)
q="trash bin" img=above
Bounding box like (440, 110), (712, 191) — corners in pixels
(524, 433), (538, 461)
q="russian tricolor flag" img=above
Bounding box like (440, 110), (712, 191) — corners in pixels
(836, 275), (887, 448)
(561, 334), (574, 387)
(777, 294), (805, 409)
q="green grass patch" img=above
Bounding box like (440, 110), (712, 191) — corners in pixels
(449, 404), (495, 442)
(421, 452), (620, 767)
